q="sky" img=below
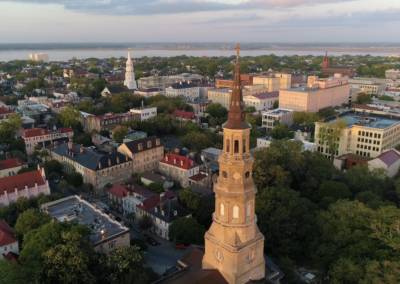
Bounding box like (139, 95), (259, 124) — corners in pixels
(0, 0), (399, 43)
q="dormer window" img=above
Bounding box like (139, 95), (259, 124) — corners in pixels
(147, 141), (152, 148)
(174, 211), (177, 216)
(156, 139), (160, 146)
(161, 211), (165, 216)
(166, 156), (169, 162)
(138, 143), (143, 151)
(174, 159), (177, 164)
(181, 161), (184, 166)
(155, 207), (158, 212)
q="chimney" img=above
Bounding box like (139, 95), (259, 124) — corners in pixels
(160, 193), (165, 203)
(174, 148), (180, 155)
(54, 141), (59, 148)
(112, 215), (116, 221)
(117, 157), (120, 164)
(80, 147), (84, 153)
(108, 159), (111, 167)
(41, 128), (45, 135)
(109, 213), (113, 219)
(101, 208), (105, 214)
(79, 195), (83, 200)
(98, 162), (102, 169)
(68, 139), (73, 150)
(5, 152), (11, 160)
(94, 203), (98, 210)
(189, 153), (195, 160)
(121, 221), (125, 227)
(53, 125), (57, 130)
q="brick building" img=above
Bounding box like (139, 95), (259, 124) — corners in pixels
(22, 127), (74, 155)
(322, 51), (355, 77)
(84, 112), (140, 133)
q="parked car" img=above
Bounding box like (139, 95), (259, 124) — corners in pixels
(175, 244), (189, 250)
(146, 237), (158, 246)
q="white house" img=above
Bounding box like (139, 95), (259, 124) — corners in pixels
(368, 149), (400, 178)
(130, 107), (157, 122)
(166, 82), (200, 100)
(0, 220), (19, 259)
(54, 90), (79, 104)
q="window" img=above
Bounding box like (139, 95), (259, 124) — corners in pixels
(121, 236), (125, 244)
(234, 140), (239, 153)
(220, 203), (225, 216)
(99, 246), (103, 253)
(243, 139), (246, 153)
(233, 206), (239, 219)
(246, 204), (250, 217)
(226, 139), (230, 153)
(4, 246), (7, 252)
(109, 241), (116, 250)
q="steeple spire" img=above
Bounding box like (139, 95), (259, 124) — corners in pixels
(223, 44), (250, 130)
(322, 50), (330, 68)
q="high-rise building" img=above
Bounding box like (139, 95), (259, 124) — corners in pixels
(321, 51), (354, 77)
(124, 52), (137, 90)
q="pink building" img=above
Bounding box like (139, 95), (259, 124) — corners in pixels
(279, 74), (350, 112)
(0, 166), (50, 206)
(22, 127), (73, 155)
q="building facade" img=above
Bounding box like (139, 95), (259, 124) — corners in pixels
(137, 75), (173, 91)
(0, 155), (27, 178)
(386, 69), (400, 80)
(279, 74), (350, 112)
(243, 91), (279, 111)
(23, 127), (73, 155)
(252, 73), (291, 92)
(117, 136), (164, 174)
(84, 112), (140, 133)
(166, 82), (200, 100)
(129, 107), (157, 122)
(159, 153), (207, 187)
(124, 52), (137, 90)
(261, 108), (293, 132)
(0, 220), (19, 259)
(348, 78), (387, 95)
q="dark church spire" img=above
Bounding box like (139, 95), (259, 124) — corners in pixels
(223, 44), (251, 130)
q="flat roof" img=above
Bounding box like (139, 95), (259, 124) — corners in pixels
(325, 111), (400, 129)
(262, 108), (293, 116)
(40, 196), (129, 245)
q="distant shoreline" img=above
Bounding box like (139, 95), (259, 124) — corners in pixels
(0, 46), (400, 54)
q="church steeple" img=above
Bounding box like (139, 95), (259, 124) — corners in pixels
(124, 50), (137, 90)
(202, 43), (266, 284)
(322, 50), (330, 68)
(224, 44), (250, 130)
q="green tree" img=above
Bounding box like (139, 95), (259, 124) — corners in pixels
(317, 118), (347, 161)
(245, 106), (257, 113)
(146, 182), (164, 194)
(270, 123), (294, 139)
(58, 180), (68, 193)
(181, 132), (209, 152)
(43, 231), (97, 284)
(67, 172), (83, 188)
(319, 181), (352, 201)
(169, 217), (205, 244)
(355, 92), (372, 104)
(0, 259), (25, 284)
(179, 187), (200, 211)
(272, 100), (279, 109)
(39, 149), (49, 161)
(48, 172), (59, 181)
(82, 183), (93, 195)
(113, 126), (129, 143)
(138, 215), (153, 234)
(379, 95), (395, 101)
(15, 208), (52, 236)
(8, 113), (23, 128)
(61, 105), (81, 128)
(126, 213), (135, 225)
(130, 238), (148, 251)
(16, 196), (30, 212)
(206, 62), (218, 76)
(44, 160), (62, 174)
(205, 103), (228, 118)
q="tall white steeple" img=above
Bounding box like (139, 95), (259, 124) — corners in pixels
(124, 51), (137, 90)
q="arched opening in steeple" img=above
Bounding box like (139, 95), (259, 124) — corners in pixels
(234, 140), (239, 153)
(243, 139), (247, 153)
(220, 203), (225, 216)
(226, 139), (230, 153)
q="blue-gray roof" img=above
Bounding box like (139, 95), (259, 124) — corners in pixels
(51, 143), (131, 171)
(325, 111), (400, 129)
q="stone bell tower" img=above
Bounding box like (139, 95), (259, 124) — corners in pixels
(202, 44), (266, 284)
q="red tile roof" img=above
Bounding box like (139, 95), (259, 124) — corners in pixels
(136, 190), (176, 212)
(353, 104), (380, 111)
(109, 183), (154, 199)
(172, 110), (197, 120)
(110, 125), (122, 133)
(376, 149), (400, 166)
(0, 158), (26, 170)
(22, 127), (73, 138)
(189, 173), (207, 182)
(74, 70), (89, 75)
(0, 220), (17, 247)
(160, 153), (199, 170)
(0, 170), (46, 194)
(5, 252), (21, 266)
(0, 108), (14, 115)
(60, 127), (73, 134)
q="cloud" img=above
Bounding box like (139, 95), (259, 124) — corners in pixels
(0, 0), (357, 15)
(198, 13), (264, 24)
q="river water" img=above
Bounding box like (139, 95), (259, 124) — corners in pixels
(0, 49), (396, 62)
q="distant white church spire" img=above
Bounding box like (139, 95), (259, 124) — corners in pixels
(124, 51), (137, 90)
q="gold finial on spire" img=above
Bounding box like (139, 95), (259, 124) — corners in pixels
(235, 43), (241, 62)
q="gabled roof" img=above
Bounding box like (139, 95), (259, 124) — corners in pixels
(376, 149), (400, 166)
(141, 170), (168, 184)
(0, 220), (17, 247)
(136, 190), (176, 212)
(160, 153), (199, 170)
(109, 183), (154, 199)
(172, 110), (196, 120)
(147, 199), (191, 223)
(0, 158), (26, 170)
(122, 136), (162, 155)
(104, 86), (131, 94)
(110, 125), (122, 133)
(0, 108), (14, 115)
(0, 169), (46, 194)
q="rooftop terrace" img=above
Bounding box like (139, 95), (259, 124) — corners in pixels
(40, 196), (129, 245)
(325, 111), (400, 129)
